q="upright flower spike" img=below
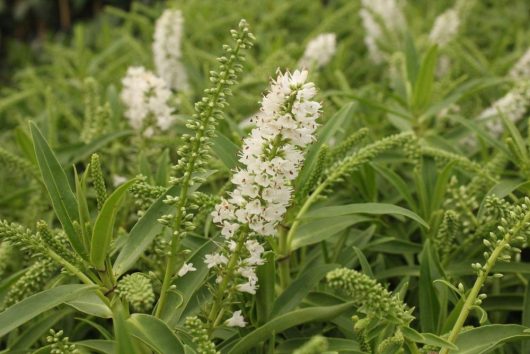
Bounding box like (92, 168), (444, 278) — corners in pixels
(206, 69), (321, 328)
(510, 48), (530, 79)
(478, 81), (530, 137)
(153, 9), (189, 91)
(120, 66), (176, 137)
(298, 33), (337, 69)
(326, 267), (414, 326)
(359, 0), (405, 64)
(211, 70), (321, 238)
(185, 317), (219, 354)
(155, 19), (254, 318)
(429, 8), (460, 47)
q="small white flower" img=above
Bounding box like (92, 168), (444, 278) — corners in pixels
(204, 253), (228, 268)
(112, 175), (127, 186)
(177, 263), (196, 277)
(237, 281), (257, 294)
(298, 33), (336, 69)
(225, 310), (247, 327)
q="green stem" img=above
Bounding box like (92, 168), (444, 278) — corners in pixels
(207, 230), (247, 331)
(441, 211), (530, 353)
(46, 248), (110, 307)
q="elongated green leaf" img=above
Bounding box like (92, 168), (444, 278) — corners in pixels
(419, 241), (441, 333)
(365, 237), (422, 254)
(59, 130), (133, 165)
(114, 303), (140, 354)
(90, 178), (136, 269)
(305, 202), (428, 228)
(0, 284), (95, 337)
(276, 338), (362, 353)
(9, 309), (72, 350)
(292, 215), (371, 250)
(228, 302), (355, 354)
(523, 281), (530, 352)
(212, 132), (240, 170)
(372, 163), (417, 210)
(271, 263), (338, 317)
(66, 290), (112, 318)
(401, 327), (458, 350)
(455, 324), (530, 354)
(76, 340), (115, 354)
(30, 122), (84, 256)
(412, 45), (437, 112)
(127, 314), (184, 354)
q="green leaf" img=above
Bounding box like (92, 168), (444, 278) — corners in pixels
(30, 122), (84, 256)
(365, 237), (422, 254)
(0, 284), (96, 337)
(401, 327), (458, 350)
(292, 215), (371, 250)
(276, 338), (362, 353)
(8, 309), (72, 350)
(372, 163), (417, 210)
(212, 132), (240, 170)
(305, 202), (428, 228)
(419, 241), (441, 333)
(412, 45), (438, 112)
(58, 130), (133, 165)
(90, 178), (136, 269)
(271, 263), (338, 317)
(523, 280), (530, 352)
(114, 303), (140, 354)
(127, 314), (184, 354)
(66, 289), (112, 318)
(228, 302), (355, 354)
(75, 340), (115, 354)
(455, 324), (530, 354)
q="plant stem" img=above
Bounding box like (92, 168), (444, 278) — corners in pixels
(441, 211), (530, 353)
(207, 230), (247, 331)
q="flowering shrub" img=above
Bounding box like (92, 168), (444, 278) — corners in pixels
(1, 1), (530, 353)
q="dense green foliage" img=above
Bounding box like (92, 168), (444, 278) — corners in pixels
(2, 0), (530, 353)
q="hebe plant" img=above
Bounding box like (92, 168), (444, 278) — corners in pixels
(1, 1), (530, 353)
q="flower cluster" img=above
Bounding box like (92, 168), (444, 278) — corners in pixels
(359, 0), (405, 64)
(298, 33), (337, 69)
(510, 48), (530, 79)
(185, 316), (219, 354)
(47, 329), (79, 354)
(212, 70), (320, 238)
(206, 70), (321, 326)
(153, 9), (189, 91)
(429, 8), (460, 47)
(116, 272), (155, 312)
(326, 267), (414, 325)
(478, 81), (530, 137)
(120, 66), (175, 137)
